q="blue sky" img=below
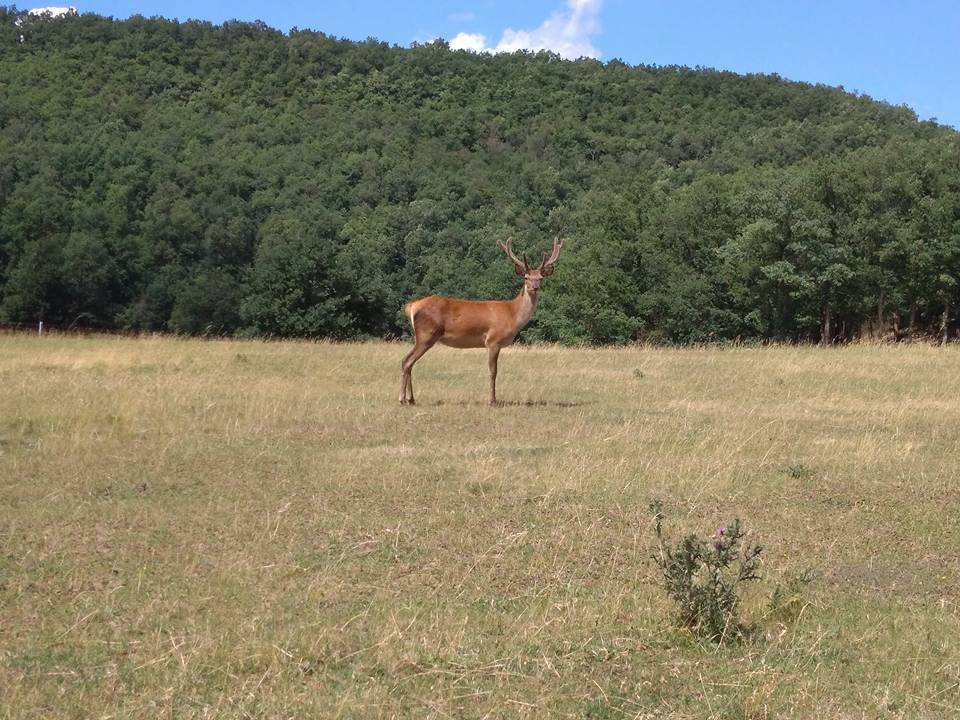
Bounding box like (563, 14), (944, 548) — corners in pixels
(60, 1), (960, 128)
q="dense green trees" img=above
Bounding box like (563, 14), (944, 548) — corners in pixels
(2, 7), (959, 343)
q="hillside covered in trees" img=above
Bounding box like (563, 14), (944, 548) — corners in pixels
(2, 8), (959, 343)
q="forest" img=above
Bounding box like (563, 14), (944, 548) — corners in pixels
(2, 7), (959, 344)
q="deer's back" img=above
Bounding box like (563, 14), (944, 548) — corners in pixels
(407, 295), (515, 348)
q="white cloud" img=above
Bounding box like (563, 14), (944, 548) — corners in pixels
(28, 6), (76, 17)
(450, 0), (602, 60)
(449, 31), (488, 52)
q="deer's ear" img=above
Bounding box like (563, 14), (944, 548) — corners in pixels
(540, 265), (555, 277)
(514, 264), (526, 277)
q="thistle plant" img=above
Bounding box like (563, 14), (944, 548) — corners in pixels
(649, 500), (763, 642)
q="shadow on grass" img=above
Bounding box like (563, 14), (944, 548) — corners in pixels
(425, 399), (591, 408)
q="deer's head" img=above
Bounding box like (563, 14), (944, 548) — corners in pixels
(498, 235), (564, 294)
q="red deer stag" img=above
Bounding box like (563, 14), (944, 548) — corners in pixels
(400, 235), (564, 406)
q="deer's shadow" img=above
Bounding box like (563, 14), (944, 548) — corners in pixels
(425, 399), (590, 408)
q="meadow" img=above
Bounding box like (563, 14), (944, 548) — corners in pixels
(1, 334), (958, 719)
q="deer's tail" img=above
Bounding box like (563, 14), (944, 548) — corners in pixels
(403, 300), (419, 331)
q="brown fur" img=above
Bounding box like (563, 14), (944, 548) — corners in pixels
(400, 235), (563, 406)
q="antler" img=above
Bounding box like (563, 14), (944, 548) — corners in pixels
(498, 237), (529, 277)
(538, 233), (564, 276)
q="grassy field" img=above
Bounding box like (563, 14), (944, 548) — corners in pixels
(1, 334), (958, 719)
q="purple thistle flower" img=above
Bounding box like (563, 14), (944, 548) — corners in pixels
(713, 527), (728, 551)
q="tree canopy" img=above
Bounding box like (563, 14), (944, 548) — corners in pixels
(2, 8), (959, 343)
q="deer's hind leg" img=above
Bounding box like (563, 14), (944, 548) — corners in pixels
(400, 321), (442, 405)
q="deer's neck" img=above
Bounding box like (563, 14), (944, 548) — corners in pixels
(512, 286), (540, 330)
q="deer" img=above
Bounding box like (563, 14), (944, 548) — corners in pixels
(400, 235), (564, 406)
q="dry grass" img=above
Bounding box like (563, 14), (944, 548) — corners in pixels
(1, 334), (959, 718)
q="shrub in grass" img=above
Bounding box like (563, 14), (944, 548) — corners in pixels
(786, 463), (814, 479)
(649, 500), (762, 642)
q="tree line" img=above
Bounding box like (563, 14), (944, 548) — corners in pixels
(2, 8), (959, 343)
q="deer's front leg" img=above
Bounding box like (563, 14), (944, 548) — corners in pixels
(486, 344), (501, 406)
